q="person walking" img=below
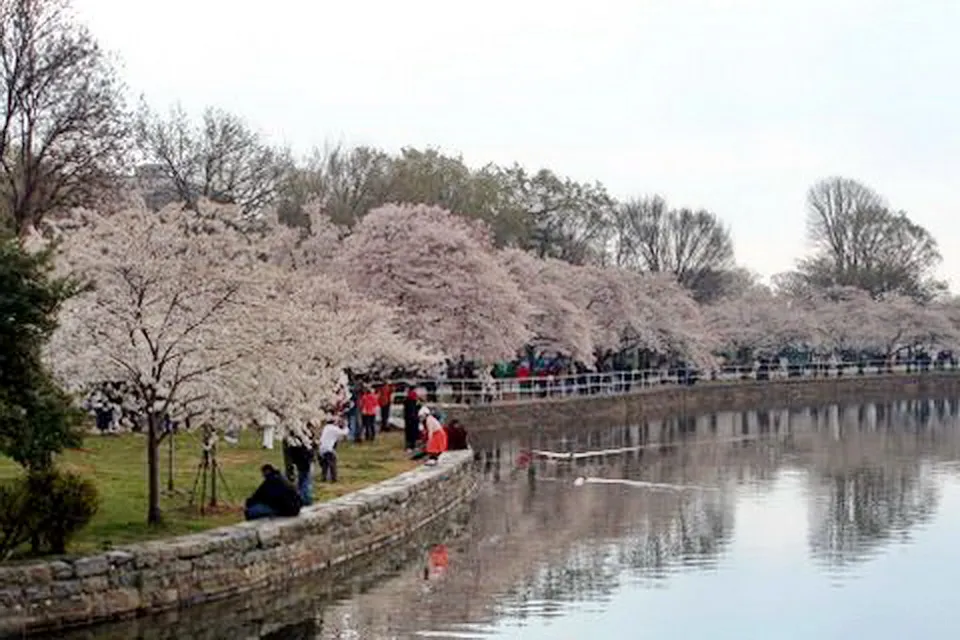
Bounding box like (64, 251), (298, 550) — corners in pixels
(359, 385), (379, 441)
(317, 416), (349, 482)
(403, 386), (421, 451)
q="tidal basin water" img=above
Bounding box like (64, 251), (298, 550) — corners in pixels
(59, 398), (960, 639)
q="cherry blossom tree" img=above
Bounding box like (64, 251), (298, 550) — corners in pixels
(247, 246), (440, 431)
(870, 295), (958, 356)
(560, 264), (656, 356)
(933, 298), (960, 353)
(336, 203), (534, 362)
(559, 265), (717, 368)
(45, 204), (270, 523)
(44, 201), (437, 525)
(262, 201), (343, 271)
(499, 248), (593, 362)
(787, 287), (879, 357)
(795, 287), (956, 360)
(626, 271), (719, 368)
(707, 287), (817, 361)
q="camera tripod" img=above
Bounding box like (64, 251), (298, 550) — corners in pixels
(188, 439), (233, 514)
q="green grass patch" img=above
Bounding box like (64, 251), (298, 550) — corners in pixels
(0, 430), (416, 554)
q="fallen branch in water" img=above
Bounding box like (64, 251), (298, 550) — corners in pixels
(573, 476), (718, 492)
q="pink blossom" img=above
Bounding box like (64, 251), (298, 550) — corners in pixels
(336, 203), (534, 362)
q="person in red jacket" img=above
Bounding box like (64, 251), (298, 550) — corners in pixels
(377, 381), (394, 431)
(359, 386), (380, 441)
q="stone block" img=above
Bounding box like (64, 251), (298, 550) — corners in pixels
(51, 581), (81, 599)
(80, 576), (109, 593)
(49, 561), (74, 580)
(145, 587), (178, 609)
(73, 555), (110, 578)
(0, 566), (27, 586)
(171, 560), (193, 576)
(22, 584), (51, 602)
(108, 569), (139, 589)
(105, 550), (134, 568)
(210, 528), (259, 553)
(0, 587), (24, 608)
(37, 593), (91, 622)
(23, 564), (52, 585)
(255, 522), (283, 549)
(93, 587), (141, 618)
(169, 536), (213, 559)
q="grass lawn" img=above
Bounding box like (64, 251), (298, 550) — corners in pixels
(0, 429), (416, 555)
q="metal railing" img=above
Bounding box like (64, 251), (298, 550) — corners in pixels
(386, 360), (957, 406)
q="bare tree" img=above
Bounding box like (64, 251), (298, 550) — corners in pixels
(278, 143), (393, 228)
(0, 0), (129, 236)
(135, 104), (292, 214)
(796, 177), (944, 301)
(276, 145), (525, 245)
(611, 196), (735, 299)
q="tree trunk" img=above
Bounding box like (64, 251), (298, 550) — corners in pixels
(147, 414), (162, 525)
(167, 430), (175, 492)
(210, 455), (218, 508)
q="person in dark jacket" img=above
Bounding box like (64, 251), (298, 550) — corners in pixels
(445, 419), (469, 450)
(244, 464), (302, 520)
(403, 387), (421, 451)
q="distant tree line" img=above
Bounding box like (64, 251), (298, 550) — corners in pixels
(0, 0), (947, 309)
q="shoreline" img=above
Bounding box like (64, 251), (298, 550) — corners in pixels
(0, 450), (478, 638)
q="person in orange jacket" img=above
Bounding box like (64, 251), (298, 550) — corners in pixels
(419, 406), (447, 465)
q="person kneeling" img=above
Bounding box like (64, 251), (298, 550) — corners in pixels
(244, 464), (302, 520)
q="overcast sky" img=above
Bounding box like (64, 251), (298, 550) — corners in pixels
(73, 0), (959, 287)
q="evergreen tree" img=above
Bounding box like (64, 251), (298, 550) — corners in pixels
(0, 234), (83, 471)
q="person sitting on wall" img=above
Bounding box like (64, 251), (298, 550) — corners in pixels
(244, 464), (302, 520)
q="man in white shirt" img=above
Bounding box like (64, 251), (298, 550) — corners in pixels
(318, 416), (350, 482)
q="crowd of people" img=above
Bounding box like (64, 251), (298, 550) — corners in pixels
(243, 383), (469, 521)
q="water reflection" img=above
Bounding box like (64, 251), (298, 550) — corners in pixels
(808, 465), (939, 571)
(56, 398), (960, 639)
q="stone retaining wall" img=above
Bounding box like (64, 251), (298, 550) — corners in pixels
(447, 373), (960, 435)
(0, 450), (477, 638)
